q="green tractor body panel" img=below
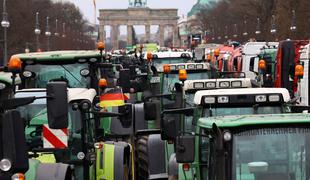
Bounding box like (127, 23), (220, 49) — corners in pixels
(96, 143), (115, 180)
(25, 159), (40, 180)
(197, 113), (310, 129)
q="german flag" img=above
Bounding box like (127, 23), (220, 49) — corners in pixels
(100, 88), (128, 108)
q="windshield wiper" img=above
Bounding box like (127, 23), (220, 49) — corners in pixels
(60, 65), (84, 87)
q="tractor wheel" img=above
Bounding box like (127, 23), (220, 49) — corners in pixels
(136, 135), (149, 180)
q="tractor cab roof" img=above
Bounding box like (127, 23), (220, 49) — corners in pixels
(14, 50), (102, 63)
(183, 78), (253, 91)
(158, 62), (210, 72)
(194, 88), (290, 105)
(198, 113), (310, 129)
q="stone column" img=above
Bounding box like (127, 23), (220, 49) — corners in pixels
(145, 24), (151, 43)
(99, 24), (106, 42)
(111, 25), (119, 49)
(127, 25), (133, 46)
(173, 25), (180, 47)
(159, 25), (165, 47)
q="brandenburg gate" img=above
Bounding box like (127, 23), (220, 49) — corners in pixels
(98, 0), (180, 49)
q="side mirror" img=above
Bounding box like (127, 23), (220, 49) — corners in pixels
(46, 82), (68, 129)
(118, 104), (133, 128)
(161, 108), (195, 141)
(176, 135), (195, 163)
(1, 110), (29, 173)
(119, 69), (131, 93)
(144, 100), (160, 120)
(161, 114), (179, 140)
(290, 105), (310, 113)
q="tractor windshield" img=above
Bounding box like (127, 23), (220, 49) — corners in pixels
(163, 72), (209, 94)
(23, 63), (90, 88)
(203, 106), (285, 117)
(233, 127), (310, 180)
(153, 58), (188, 69)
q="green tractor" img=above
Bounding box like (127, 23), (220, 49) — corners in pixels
(13, 50), (103, 90)
(6, 51), (135, 180)
(0, 77), (71, 179)
(160, 73), (256, 179)
(162, 87), (297, 179)
(0, 71), (28, 180)
(175, 113), (310, 180)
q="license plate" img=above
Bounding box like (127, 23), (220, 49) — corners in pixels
(150, 77), (160, 83)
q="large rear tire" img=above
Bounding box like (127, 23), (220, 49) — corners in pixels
(135, 135), (149, 180)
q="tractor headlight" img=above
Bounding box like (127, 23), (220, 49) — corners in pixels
(217, 96), (229, 103)
(0, 159), (12, 172)
(80, 101), (91, 111)
(11, 173), (25, 180)
(22, 71), (33, 78)
(89, 58), (98, 62)
(255, 95), (267, 102)
(178, 65), (185, 70)
(231, 81), (242, 87)
(206, 82), (216, 88)
(187, 64), (195, 69)
(193, 82), (204, 89)
(196, 64), (204, 69)
(269, 95), (280, 102)
(204, 97), (216, 104)
(223, 131), (232, 141)
(80, 68), (90, 77)
(219, 81), (230, 88)
(0, 83), (6, 90)
(78, 58), (87, 63)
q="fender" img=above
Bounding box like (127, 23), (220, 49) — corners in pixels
(114, 142), (131, 180)
(134, 103), (147, 133)
(35, 163), (72, 180)
(148, 134), (168, 179)
(110, 106), (133, 135)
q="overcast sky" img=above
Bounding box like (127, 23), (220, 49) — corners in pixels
(67, 0), (197, 23)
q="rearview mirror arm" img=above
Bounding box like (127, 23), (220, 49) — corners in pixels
(143, 94), (174, 102)
(1, 96), (53, 110)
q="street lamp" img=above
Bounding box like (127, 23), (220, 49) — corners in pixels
(270, 15), (277, 35)
(233, 24), (238, 38)
(45, 16), (51, 51)
(255, 18), (261, 35)
(62, 22), (66, 38)
(1, 0), (10, 65)
(290, 10), (297, 32)
(34, 12), (41, 51)
(242, 20), (248, 36)
(54, 19), (59, 36)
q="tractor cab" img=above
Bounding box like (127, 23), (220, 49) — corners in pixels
(176, 114), (310, 180)
(159, 62), (211, 95)
(144, 51), (192, 70)
(194, 88), (291, 117)
(11, 50), (105, 90)
(0, 82), (70, 180)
